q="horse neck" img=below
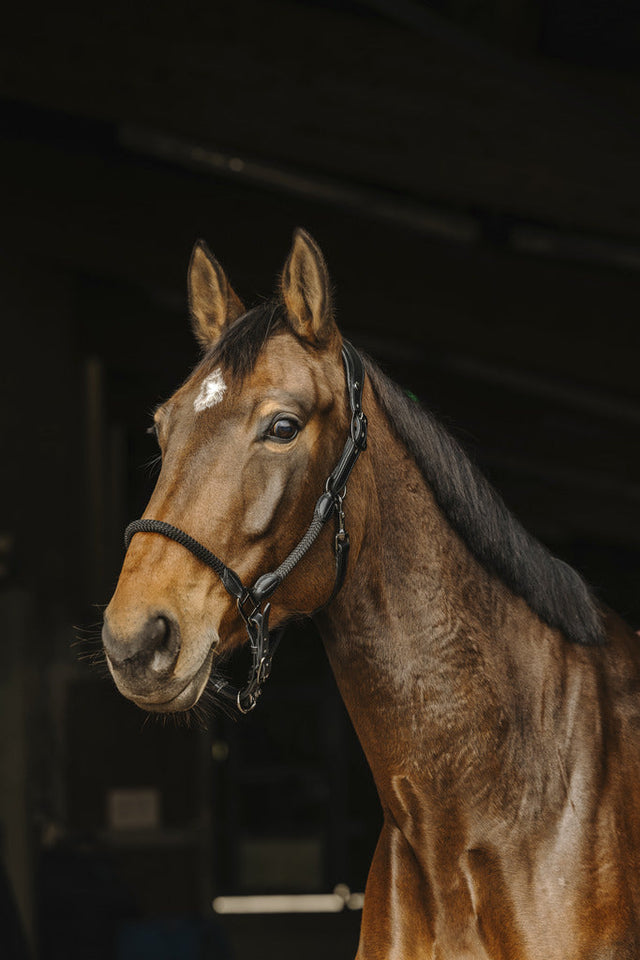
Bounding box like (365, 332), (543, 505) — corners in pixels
(318, 384), (603, 826)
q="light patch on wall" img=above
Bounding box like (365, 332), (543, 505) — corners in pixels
(194, 368), (227, 412)
(107, 788), (161, 831)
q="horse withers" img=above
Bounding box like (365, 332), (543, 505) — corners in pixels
(103, 229), (640, 959)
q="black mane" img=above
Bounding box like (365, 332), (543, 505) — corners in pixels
(363, 357), (604, 646)
(202, 300), (604, 645)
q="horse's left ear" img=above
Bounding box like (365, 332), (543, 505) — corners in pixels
(188, 240), (245, 349)
(281, 229), (336, 345)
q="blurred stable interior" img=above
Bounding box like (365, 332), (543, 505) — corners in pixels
(1, 1), (640, 957)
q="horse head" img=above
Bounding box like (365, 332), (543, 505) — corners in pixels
(102, 229), (363, 713)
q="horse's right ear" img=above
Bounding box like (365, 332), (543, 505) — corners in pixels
(281, 229), (336, 345)
(188, 240), (245, 349)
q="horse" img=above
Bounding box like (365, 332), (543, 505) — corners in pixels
(102, 229), (640, 959)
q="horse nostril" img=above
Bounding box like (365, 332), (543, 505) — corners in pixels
(148, 614), (169, 649)
(147, 615), (179, 675)
(103, 612), (180, 678)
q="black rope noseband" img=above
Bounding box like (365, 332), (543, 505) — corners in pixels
(124, 341), (368, 715)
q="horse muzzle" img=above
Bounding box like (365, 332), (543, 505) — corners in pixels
(102, 606), (217, 712)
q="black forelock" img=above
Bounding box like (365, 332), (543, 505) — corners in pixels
(201, 299), (290, 381)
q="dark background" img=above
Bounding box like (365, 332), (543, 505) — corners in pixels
(1, 1), (639, 957)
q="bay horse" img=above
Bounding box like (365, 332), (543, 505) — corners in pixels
(103, 229), (640, 959)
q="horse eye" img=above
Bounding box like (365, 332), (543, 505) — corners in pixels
(268, 417), (299, 442)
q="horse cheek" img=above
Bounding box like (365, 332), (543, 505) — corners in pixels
(241, 465), (288, 540)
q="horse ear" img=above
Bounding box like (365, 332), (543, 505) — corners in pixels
(188, 240), (245, 348)
(281, 229), (336, 345)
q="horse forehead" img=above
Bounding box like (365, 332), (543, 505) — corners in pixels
(173, 335), (337, 416)
(250, 337), (336, 397)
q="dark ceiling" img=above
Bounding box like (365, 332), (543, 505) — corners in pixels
(3, 0), (640, 238)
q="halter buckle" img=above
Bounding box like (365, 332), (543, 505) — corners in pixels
(350, 410), (368, 450)
(237, 590), (259, 627)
